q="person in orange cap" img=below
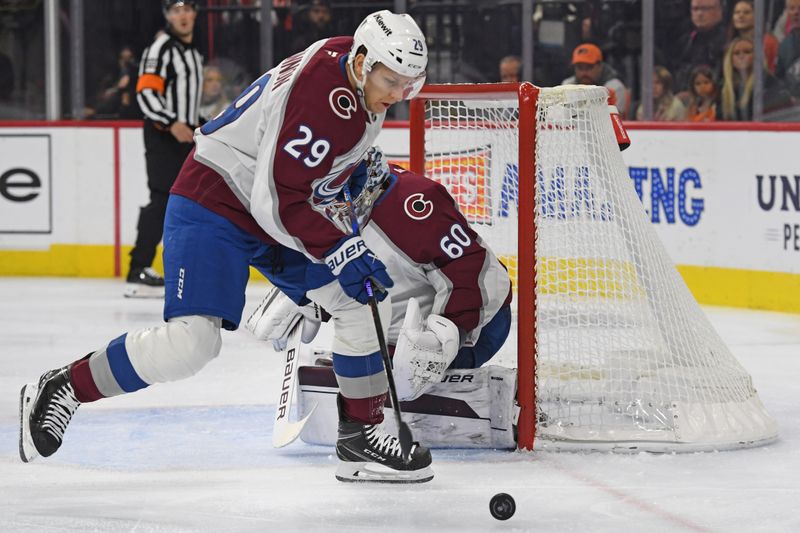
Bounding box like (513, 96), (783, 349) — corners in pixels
(562, 43), (630, 118)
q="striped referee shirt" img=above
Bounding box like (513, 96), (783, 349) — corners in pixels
(136, 30), (203, 128)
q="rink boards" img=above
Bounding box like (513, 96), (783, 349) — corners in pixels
(0, 121), (798, 312)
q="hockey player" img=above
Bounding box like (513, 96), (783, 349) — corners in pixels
(248, 151), (513, 404)
(19, 11), (433, 483)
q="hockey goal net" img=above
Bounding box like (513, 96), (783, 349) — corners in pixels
(408, 83), (778, 452)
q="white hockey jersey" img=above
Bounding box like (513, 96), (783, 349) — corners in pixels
(191, 37), (383, 260)
(363, 165), (512, 345)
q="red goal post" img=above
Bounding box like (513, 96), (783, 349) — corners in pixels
(410, 82), (539, 450)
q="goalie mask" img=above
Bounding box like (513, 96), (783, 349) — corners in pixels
(324, 147), (393, 235)
(348, 11), (428, 104)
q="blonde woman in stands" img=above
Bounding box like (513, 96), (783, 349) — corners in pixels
(635, 66), (687, 121)
(730, 0), (780, 74)
(729, 0), (779, 73)
(721, 37), (791, 120)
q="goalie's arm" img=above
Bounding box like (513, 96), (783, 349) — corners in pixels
(368, 168), (511, 339)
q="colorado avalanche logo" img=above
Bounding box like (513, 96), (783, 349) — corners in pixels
(311, 165), (356, 208)
(404, 193), (433, 220)
(329, 87), (357, 120)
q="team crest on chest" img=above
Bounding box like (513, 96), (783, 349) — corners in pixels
(404, 193), (433, 220)
(329, 88), (357, 119)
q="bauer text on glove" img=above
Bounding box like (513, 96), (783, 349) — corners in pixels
(324, 236), (393, 304)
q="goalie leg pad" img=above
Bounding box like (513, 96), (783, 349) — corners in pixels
(297, 365), (517, 449)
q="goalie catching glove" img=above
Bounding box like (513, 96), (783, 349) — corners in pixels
(393, 298), (461, 401)
(246, 286), (323, 351)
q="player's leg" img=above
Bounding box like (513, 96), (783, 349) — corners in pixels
(126, 124), (191, 297)
(19, 195), (258, 462)
(250, 246), (434, 482)
(307, 282), (433, 483)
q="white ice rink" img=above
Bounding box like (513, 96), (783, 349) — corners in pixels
(1, 277), (799, 532)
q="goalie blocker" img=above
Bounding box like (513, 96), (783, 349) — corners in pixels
(297, 361), (518, 449)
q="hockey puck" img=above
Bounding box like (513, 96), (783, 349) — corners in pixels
(489, 493), (516, 520)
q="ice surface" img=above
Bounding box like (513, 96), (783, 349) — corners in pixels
(1, 278), (799, 532)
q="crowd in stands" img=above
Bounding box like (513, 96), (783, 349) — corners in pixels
(543, 0), (800, 121)
(2, 0), (800, 122)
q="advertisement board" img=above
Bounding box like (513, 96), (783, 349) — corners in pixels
(0, 122), (797, 311)
(0, 135), (51, 234)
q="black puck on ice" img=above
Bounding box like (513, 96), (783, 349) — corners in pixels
(489, 493), (516, 520)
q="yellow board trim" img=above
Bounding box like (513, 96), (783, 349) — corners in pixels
(675, 265), (800, 313)
(0, 245), (116, 277)
(0, 245), (797, 312)
(0, 245), (268, 281)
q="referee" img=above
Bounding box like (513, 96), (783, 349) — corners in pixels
(127, 0), (203, 297)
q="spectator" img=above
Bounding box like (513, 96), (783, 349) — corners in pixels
(672, 0), (728, 92)
(562, 43), (630, 117)
(776, 14), (800, 96)
(721, 37), (791, 120)
(636, 66), (687, 121)
(772, 0), (800, 43)
(289, 0), (335, 55)
(199, 65), (232, 122)
(686, 64), (719, 121)
(499, 55), (521, 83)
(729, 0), (779, 74)
(89, 46), (141, 119)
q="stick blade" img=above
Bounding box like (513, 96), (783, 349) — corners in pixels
(272, 403), (317, 448)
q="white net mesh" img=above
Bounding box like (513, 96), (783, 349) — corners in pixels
(418, 84), (778, 452)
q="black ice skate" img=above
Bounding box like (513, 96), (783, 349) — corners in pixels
(124, 267), (165, 298)
(19, 365), (81, 462)
(335, 396), (434, 483)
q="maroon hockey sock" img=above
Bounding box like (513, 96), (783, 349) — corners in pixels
(70, 354), (104, 403)
(340, 392), (388, 425)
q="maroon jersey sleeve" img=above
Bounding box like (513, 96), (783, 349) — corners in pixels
(251, 38), (375, 260)
(369, 168), (511, 333)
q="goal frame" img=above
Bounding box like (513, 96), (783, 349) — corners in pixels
(409, 82), (779, 454)
(409, 82), (538, 451)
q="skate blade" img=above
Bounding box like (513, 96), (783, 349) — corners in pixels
(19, 383), (39, 463)
(124, 284), (165, 299)
(335, 461), (434, 484)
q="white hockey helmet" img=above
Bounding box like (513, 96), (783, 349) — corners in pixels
(348, 10), (428, 101)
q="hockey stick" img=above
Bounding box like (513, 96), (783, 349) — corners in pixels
(272, 319), (317, 448)
(340, 181), (414, 463)
(365, 279), (415, 464)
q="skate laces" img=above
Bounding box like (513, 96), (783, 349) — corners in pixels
(365, 425), (403, 458)
(40, 381), (80, 442)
